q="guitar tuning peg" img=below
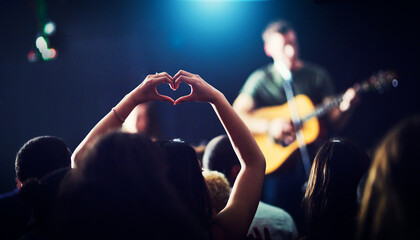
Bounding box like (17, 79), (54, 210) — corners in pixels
(392, 79), (399, 88)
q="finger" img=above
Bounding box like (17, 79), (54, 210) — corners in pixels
(283, 123), (294, 133)
(263, 227), (271, 240)
(153, 88), (175, 103)
(153, 75), (176, 90)
(284, 135), (296, 145)
(162, 72), (174, 82)
(160, 71), (172, 79)
(174, 75), (197, 90)
(172, 75), (181, 90)
(253, 227), (262, 240)
(174, 94), (193, 105)
(158, 95), (175, 104)
(173, 71), (198, 88)
(153, 75), (173, 85)
(247, 234), (255, 240)
(154, 71), (170, 77)
(344, 88), (356, 100)
(173, 69), (194, 79)
(159, 72), (175, 88)
(173, 75), (191, 90)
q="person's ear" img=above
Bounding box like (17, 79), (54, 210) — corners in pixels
(16, 177), (22, 189)
(264, 43), (272, 58)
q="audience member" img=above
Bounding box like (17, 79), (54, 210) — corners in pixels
(202, 170), (231, 214)
(68, 70), (266, 240)
(193, 143), (207, 165)
(357, 115), (420, 240)
(122, 102), (161, 140)
(0, 189), (29, 240)
(18, 167), (71, 240)
(155, 139), (214, 229)
(302, 138), (370, 240)
(0, 136), (71, 240)
(53, 132), (205, 240)
(203, 134), (298, 240)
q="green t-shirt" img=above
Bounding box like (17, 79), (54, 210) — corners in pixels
(240, 62), (336, 109)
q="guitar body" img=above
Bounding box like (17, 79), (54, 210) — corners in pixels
(252, 94), (320, 174)
(250, 70), (396, 174)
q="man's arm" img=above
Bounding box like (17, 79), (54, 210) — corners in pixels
(232, 94), (270, 134)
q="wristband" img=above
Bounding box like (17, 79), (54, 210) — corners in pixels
(112, 108), (124, 124)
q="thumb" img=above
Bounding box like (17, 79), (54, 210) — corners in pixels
(174, 94), (192, 105)
(153, 87), (174, 104)
(157, 94), (175, 104)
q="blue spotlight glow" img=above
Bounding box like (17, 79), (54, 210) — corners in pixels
(176, 0), (268, 1)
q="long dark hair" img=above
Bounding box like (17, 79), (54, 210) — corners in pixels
(156, 139), (214, 229)
(53, 132), (208, 240)
(303, 138), (370, 240)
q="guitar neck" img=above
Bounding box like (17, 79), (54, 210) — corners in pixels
(301, 94), (343, 123)
(298, 70), (397, 126)
(300, 81), (369, 123)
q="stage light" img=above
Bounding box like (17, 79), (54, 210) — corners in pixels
(43, 21), (56, 36)
(32, 35), (57, 61)
(49, 48), (57, 58)
(36, 36), (48, 51)
(27, 50), (37, 62)
(27, 0), (58, 62)
(40, 48), (57, 61)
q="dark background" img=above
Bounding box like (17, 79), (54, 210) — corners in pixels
(0, 0), (418, 192)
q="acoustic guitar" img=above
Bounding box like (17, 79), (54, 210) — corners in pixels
(252, 71), (397, 174)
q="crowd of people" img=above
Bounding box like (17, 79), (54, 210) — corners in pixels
(0, 19), (417, 240)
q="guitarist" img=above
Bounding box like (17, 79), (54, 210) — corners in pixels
(232, 20), (359, 233)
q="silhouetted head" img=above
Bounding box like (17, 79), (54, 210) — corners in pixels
(19, 167), (71, 236)
(262, 20), (299, 66)
(262, 20), (295, 43)
(303, 138), (370, 240)
(15, 136), (71, 187)
(123, 102), (161, 140)
(156, 138), (213, 228)
(53, 132), (207, 240)
(202, 134), (240, 186)
(358, 115), (420, 240)
(202, 170), (231, 214)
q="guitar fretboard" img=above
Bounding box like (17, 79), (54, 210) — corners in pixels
(299, 70), (397, 124)
(300, 94), (343, 123)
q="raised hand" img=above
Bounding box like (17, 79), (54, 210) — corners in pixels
(72, 71), (174, 167)
(268, 118), (297, 145)
(339, 87), (360, 112)
(172, 70), (221, 105)
(131, 72), (175, 104)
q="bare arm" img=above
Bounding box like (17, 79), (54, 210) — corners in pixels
(174, 71), (266, 240)
(71, 73), (175, 168)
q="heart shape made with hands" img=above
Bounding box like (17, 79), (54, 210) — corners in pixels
(156, 81), (191, 103)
